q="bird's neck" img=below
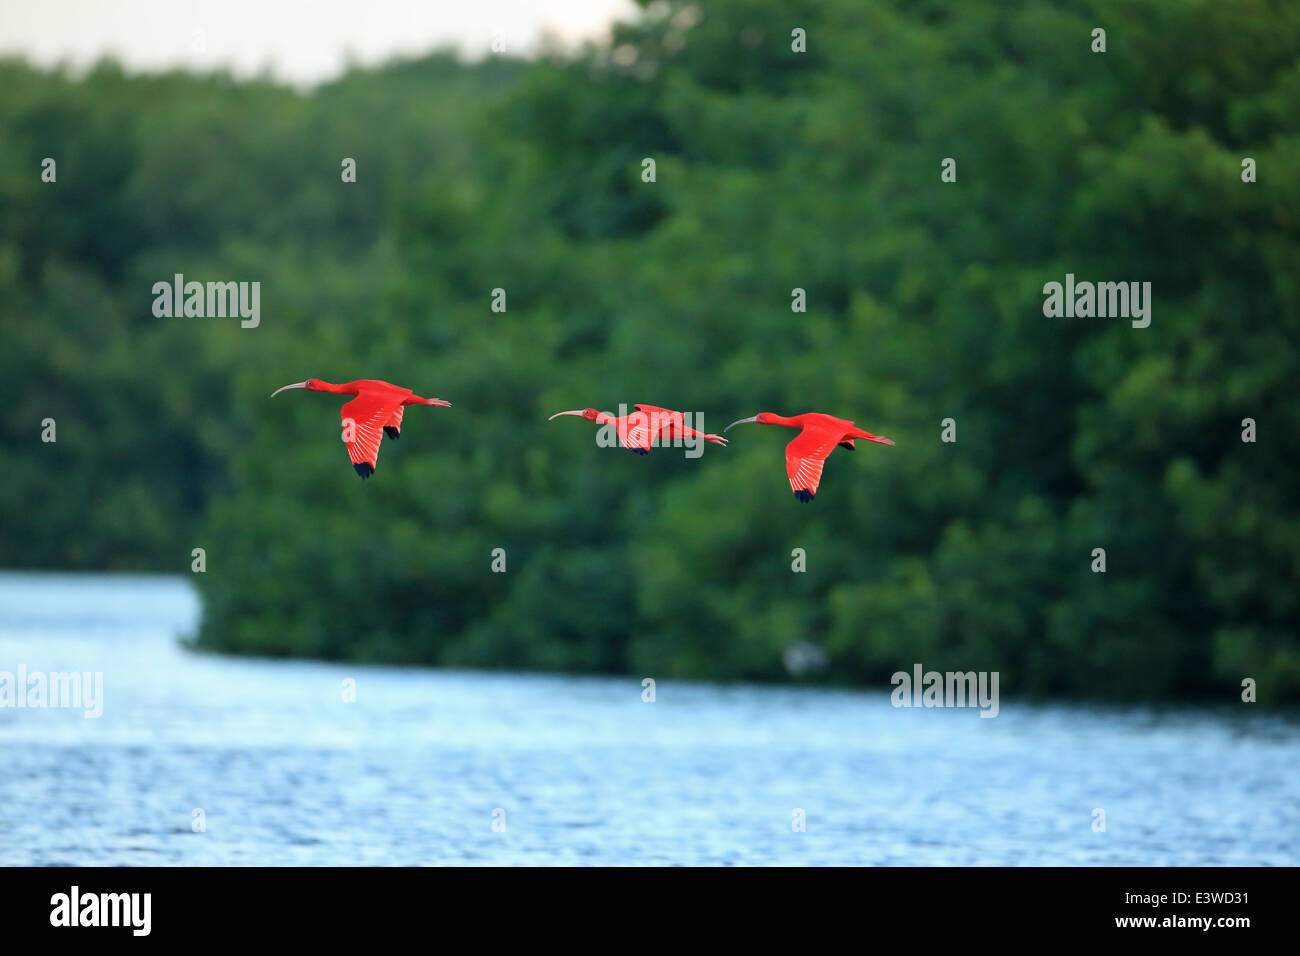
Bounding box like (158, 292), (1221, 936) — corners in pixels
(316, 381), (358, 395)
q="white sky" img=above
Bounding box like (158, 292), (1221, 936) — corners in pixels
(0, 0), (637, 87)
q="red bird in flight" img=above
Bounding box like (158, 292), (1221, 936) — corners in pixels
(271, 378), (451, 479)
(548, 404), (727, 454)
(724, 411), (893, 502)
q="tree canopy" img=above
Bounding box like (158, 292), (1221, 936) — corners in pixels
(3, 0), (1297, 702)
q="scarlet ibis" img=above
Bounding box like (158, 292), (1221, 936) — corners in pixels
(270, 379), (451, 479)
(723, 412), (893, 502)
(548, 404), (727, 455)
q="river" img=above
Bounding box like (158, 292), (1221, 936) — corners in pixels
(1, 573), (1295, 865)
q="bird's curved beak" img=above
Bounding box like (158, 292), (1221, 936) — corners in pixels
(724, 415), (760, 433)
(548, 410), (586, 421)
(270, 382), (309, 397)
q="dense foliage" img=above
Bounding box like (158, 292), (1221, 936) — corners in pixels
(3, 0), (1297, 702)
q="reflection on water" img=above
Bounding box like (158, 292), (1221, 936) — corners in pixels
(0, 573), (1296, 865)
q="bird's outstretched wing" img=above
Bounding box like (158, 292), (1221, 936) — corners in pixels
(341, 393), (405, 478)
(784, 425), (842, 502)
(628, 404), (683, 451)
(384, 405), (404, 440)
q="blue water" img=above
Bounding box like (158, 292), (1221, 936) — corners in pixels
(0, 573), (1296, 865)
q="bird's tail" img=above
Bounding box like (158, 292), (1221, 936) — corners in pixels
(850, 426), (894, 446)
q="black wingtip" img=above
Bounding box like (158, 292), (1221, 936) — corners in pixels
(353, 463), (374, 479)
(384, 426), (400, 440)
(794, 489), (814, 503)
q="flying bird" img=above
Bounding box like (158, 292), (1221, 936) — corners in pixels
(723, 412), (893, 502)
(548, 404), (727, 454)
(270, 378), (451, 479)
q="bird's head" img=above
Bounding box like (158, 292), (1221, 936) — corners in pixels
(548, 408), (601, 422)
(724, 412), (780, 432)
(270, 379), (324, 397)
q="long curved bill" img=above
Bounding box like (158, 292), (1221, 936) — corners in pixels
(723, 415), (760, 432)
(548, 410), (586, 421)
(270, 381), (309, 397)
